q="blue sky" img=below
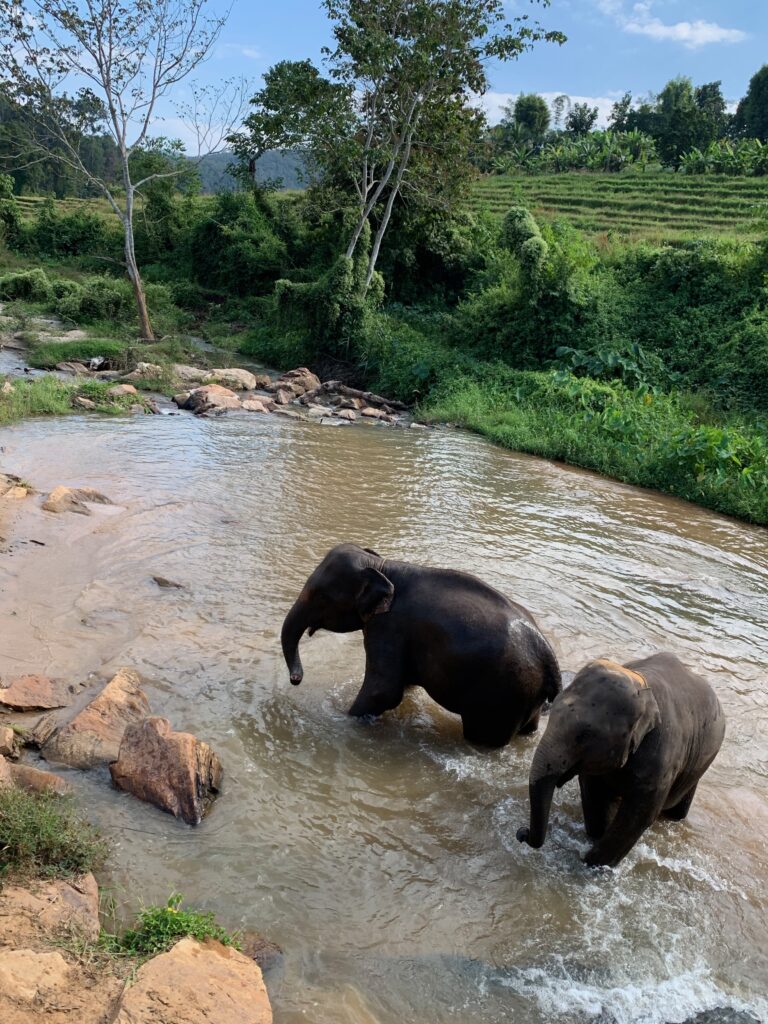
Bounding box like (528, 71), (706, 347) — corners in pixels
(172, 0), (765, 138)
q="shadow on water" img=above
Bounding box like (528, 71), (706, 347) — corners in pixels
(0, 410), (766, 1023)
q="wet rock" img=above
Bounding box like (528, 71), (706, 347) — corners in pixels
(73, 396), (97, 410)
(271, 407), (302, 419)
(0, 675), (78, 712)
(1, 380), (13, 395)
(339, 397), (363, 410)
(7, 761), (72, 796)
(173, 389), (193, 407)
(181, 385), (242, 414)
(280, 367), (321, 394)
(319, 417), (350, 427)
(334, 408), (357, 422)
(0, 474), (31, 500)
(0, 726), (15, 757)
(360, 406), (384, 419)
(0, 873), (100, 945)
(107, 383), (138, 399)
(239, 932), (284, 975)
(112, 936), (272, 1024)
(42, 486), (113, 516)
(121, 361), (163, 382)
(409, 421), (428, 429)
(152, 575), (185, 589)
(35, 667), (150, 770)
(252, 373), (273, 389)
(110, 716), (222, 825)
(203, 368), (258, 391)
(172, 363), (208, 385)
(242, 399), (271, 414)
(56, 361), (90, 375)
(306, 404), (328, 418)
(273, 387), (292, 405)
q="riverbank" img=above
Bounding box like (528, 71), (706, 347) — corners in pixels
(0, 482), (275, 1023)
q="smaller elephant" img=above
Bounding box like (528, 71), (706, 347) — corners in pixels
(281, 543), (561, 747)
(517, 653), (725, 867)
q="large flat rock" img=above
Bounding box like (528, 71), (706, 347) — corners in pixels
(0, 874), (100, 947)
(112, 937), (272, 1024)
(0, 675), (79, 712)
(34, 667), (149, 769)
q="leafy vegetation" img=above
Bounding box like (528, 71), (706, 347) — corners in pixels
(112, 894), (240, 957)
(0, 788), (109, 881)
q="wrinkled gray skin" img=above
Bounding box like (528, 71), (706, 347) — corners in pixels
(281, 543), (561, 748)
(517, 653), (725, 867)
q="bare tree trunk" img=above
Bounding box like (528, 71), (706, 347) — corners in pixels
(364, 131), (414, 292)
(122, 184), (154, 341)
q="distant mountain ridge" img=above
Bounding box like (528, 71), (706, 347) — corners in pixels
(195, 151), (306, 193)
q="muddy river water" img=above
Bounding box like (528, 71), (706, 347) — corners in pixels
(0, 409), (766, 1024)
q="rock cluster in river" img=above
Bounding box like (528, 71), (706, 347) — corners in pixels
(170, 365), (418, 426)
(1, 667), (221, 825)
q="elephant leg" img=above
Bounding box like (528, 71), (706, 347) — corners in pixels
(519, 708), (541, 736)
(662, 782), (698, 821)
(583, 793), (662, 868)
(461, 706), (515, 748)
(579, 777), (620, 840)
(348, 632), (405, 718)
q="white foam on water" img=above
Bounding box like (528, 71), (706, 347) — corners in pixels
(490, 960), (768, 1024)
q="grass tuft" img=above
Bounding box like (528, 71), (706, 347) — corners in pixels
(0, 788), (109, 881)
(106, 893), (240, 957)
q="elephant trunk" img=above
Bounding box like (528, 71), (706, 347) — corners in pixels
(281, 596), (310, 685)
(517, 737), (563, 849)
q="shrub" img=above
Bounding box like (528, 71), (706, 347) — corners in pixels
(0, 268), (54, 302)
(0, 788), (108, 880)
(115, 894), (239, 956)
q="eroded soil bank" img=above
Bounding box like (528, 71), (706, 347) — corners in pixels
(0, 407), (766, 1024)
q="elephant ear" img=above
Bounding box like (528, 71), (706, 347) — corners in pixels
(356, 567), (394, 621)
(626, 687), (661, 761)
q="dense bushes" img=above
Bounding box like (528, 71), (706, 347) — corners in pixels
(0, 267), (185, 334)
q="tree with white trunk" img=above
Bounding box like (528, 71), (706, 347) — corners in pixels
(0, 0), (246, 339)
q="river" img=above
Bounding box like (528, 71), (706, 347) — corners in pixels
(0, 409), (766, 1024)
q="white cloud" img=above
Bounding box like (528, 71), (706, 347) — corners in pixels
(596, 1), (747, 49)
(481, 91), (617, 128)
(216, 43), (262, 61)
(624, 16), (747, 48)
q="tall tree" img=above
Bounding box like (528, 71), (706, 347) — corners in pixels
(234, 0), (564, 293)
(564, 101), (598, 136)
(550, 93), (570, 130)
(0, 0), (245, 339)
(735, 65), (768, 141)
(514, 93), (551, 141)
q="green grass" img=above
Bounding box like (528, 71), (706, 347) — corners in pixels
(0, 375), (151, 424)
(28, 338), (128, 369)
(107, 894), (240, 958)
(0, 788), (109, 881)
(420, 369), (768, 525)
(471, 171), (768, 241)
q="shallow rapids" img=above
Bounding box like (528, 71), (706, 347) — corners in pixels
(0, 409), (766, 1024)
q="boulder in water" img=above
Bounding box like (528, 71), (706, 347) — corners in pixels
(42, 486), (113, 515)
(0, 674), (78, 712)
(203, 368), (258, 391)
(34, 667), (150, 770)
(109, 716), (222, 825)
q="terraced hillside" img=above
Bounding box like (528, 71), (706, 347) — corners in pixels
(471, 172), (768, 242)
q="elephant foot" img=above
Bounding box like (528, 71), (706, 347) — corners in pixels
(519, 711), (541, 736)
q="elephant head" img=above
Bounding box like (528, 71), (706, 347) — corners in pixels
(281, 544), (395, 685)
(517, 659), (661, 849)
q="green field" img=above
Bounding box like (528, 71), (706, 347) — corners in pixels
(470, 171), (768, 242)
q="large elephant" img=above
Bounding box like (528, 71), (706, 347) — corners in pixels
(517, 653), (726, 867)
(281, 543), (561, 747)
